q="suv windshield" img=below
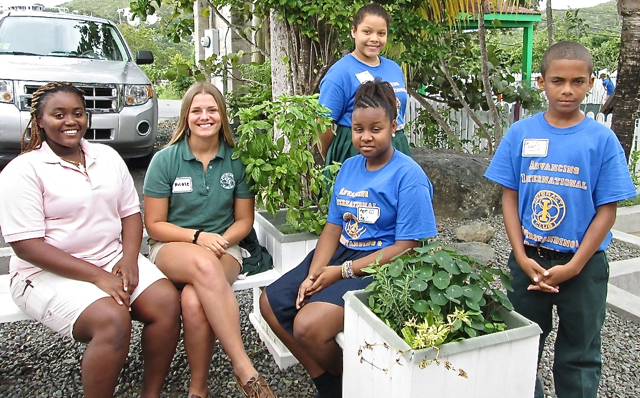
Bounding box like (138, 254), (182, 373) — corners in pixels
(0, 16), (128, 61)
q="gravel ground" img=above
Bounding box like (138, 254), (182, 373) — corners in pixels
(1, 215), (639, 397)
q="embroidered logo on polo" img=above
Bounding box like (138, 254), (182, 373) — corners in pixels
(220, 173), (235, 190)
(531, 190), (566, 231)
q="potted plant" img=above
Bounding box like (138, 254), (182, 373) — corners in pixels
(233, 94), (340, 369)
(233, 93), (339, 273)
(342, 241), (542, 397)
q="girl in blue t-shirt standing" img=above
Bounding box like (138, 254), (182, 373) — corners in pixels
(260, 79), (437, 398)
(318, 3), (412, 168)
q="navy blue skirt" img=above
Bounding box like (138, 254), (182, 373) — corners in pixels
(265, 245), (374, 334)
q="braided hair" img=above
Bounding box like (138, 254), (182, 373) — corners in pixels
(353, 78), (397, 124)
(20, 82), (86, 154)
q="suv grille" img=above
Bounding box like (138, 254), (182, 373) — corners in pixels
(20, 83), (120, 113)
(17, 82), (119, 141)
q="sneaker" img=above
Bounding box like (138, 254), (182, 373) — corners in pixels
(235, 373), (276, 398)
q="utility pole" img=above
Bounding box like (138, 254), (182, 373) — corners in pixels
(193, 0), (210, 82)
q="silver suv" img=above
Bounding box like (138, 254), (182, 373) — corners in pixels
(0, 10), (157, 165)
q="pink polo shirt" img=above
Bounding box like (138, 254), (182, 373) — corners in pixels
(0, 140), (140, 279)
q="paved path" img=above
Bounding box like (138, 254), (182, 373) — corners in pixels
(158, 99), (180, 120)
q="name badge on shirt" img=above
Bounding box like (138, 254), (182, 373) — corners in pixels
(358, 206), (380, 224)
(172, 177), (193, 193)
(355, 70), (375, 84)
(522, 139), (549, 157)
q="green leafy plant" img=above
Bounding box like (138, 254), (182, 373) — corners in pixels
(232, 94), (339, 235)
(363, 241), (514, 352)
(619, 149), (640, 207)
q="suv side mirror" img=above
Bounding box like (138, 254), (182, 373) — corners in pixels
(136, 50), (154, 65)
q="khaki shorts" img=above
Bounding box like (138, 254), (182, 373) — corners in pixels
(148, 239), (244, 272)
(10, 253), (166, 339)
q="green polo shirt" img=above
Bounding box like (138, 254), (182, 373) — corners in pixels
(143, 138), (253, 234)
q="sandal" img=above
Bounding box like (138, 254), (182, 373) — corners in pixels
(235, 373), (276, 398)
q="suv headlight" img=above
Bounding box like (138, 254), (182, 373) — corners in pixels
(123, 84), (153, 106)
(0, 80), (14, 103)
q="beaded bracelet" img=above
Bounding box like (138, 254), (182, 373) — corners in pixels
(341, 260), (356, 279)
(192, 229), (204, 244)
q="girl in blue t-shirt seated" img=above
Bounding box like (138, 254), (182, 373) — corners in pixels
(260, 78), (438, 398)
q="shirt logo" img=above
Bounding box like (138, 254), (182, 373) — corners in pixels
(531, 190), (565, 231)
(220, 173), (235, 190)
(343, 212), (366, 239)
(172, 177), (192, 193)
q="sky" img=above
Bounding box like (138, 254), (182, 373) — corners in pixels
(33, 0), (613, 9)
(538, 0), (612, 9)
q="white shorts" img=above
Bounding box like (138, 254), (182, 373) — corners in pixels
(10, 253), (166, 339)
(148, 239), (244, 271)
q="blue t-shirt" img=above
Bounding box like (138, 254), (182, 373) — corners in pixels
(485, 112), (636, 253)
(319, 54), (407, 130)
(327, 150), (437, 250)
(603, 78), (615, 95)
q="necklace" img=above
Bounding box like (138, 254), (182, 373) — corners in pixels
(351, 51), (380, 67)
(59, 147), (87, 175)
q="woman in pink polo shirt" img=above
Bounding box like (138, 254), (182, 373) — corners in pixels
(0, 82), (181, 398)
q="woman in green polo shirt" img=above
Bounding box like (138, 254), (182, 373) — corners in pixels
(143, 82), (275, 398)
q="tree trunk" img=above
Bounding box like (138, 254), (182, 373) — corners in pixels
(478, 8), (502, 144)
(439, 57), (493, 154)
(546, 0), (555, 46)
(611, 0), (640, 160)
(270, 9), (294, 98)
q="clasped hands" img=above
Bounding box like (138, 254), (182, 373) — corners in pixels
(296, 265), (342, 309)
(521, 257), (580, 293)
(195, 231), (228, 258)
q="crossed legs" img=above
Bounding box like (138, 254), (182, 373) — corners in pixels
(154, 242), (259, 397)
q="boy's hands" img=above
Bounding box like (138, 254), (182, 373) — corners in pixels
(528, 262), (581, 292)
(519, 257), (559, 293)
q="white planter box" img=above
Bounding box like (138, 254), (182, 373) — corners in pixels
(343, 290), (542, 398)
(250, 209), (319, 369)
(254, 209), (319, 275)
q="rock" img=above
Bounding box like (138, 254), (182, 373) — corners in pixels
(413, 148), (502, 219)
(455, 222), (495, 243)
(448, 242), (495, 266)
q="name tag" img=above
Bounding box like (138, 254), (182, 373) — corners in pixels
(172, 177), (193, 193)
(355, 70), (375, 84)
(358, 206), (380, 224)
(522, 139), (549, 157)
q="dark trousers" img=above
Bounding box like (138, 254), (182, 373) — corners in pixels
(507, 248), (609, 398)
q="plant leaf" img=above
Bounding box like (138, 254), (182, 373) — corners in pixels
(429, 289), (448, 306)
(432, 271), (451, 290)
(412, 299), (430, 313)
(462, 284), (483, 301)
(465, 297), (481, 311)
(409, 278), (428, 292)
(445, 284), (464, 298)
(416, 266), (434, 280)
(387, 259), (404, 278)
(456, 259), (473, 273)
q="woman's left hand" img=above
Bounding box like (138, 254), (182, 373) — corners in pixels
(112, 257), (139, 294)
(196, 232), (229, 258)
(305, 265), (342, 296)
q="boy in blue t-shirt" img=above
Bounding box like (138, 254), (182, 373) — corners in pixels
(485, 41), (636, 398)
